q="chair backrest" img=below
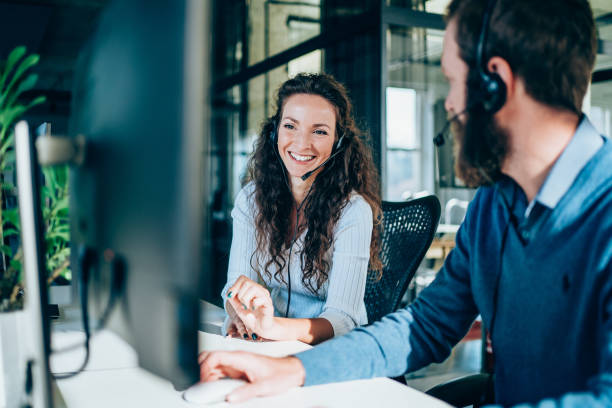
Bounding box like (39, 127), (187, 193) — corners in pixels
(364, 196), (441, 323)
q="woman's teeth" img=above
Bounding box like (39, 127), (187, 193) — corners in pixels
(289, 152), (315, 162)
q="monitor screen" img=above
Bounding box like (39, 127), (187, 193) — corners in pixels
(68, 0), (211, 389)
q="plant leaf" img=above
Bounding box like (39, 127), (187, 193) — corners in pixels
(0, 96), (45, 131)
(0, 104), (27, 129)
(43, 166), (59, 192)
(3, 73), (38, 110)
(10, 258), (21, 269)
(0, 151), (15, 170)
(0, 244), (13, 257)
(2, 208), (20, 227)
(25, 95), (45, 110)
(0, 46), (26, 93)
(0, 131), (13, 156)
(0, 54), (40, 108)
(47, 247), (70, 264)
(53, 224), (70, 232)
(50, 197), (69, 218)
(40, 184), (51, 196)
(46, 231), (70, 242)
(2, 228), (19, 237)
(54, 165), (68, 186)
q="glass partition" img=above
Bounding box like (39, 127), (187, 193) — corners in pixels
(591, 0), (612, 135)
(384, 25), (449, 201)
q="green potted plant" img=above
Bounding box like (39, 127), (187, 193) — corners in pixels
(41, 162), (71, 292)
(0, 46), (48, 407)
(0, 45), (47, 311)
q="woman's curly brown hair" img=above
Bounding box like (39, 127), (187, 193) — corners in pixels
(245, 73), (382, 295)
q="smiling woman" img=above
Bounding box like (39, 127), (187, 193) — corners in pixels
(221, 73), (382, 345)
(277, 93), (336, 180)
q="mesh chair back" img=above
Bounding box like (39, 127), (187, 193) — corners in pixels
(364, 196), (441, 323)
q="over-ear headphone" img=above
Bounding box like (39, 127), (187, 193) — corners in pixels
(433, 0), (507, 148)
(475, 0), (506, 114)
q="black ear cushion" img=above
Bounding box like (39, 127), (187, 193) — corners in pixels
(482, 72), (507, 114)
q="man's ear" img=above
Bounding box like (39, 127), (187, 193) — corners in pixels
(488, 56), (514, 101)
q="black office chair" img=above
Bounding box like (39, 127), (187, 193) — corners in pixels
(364, 196), (441, 324)
(426, 373), (493, 407)
(425, 329), (495, 407)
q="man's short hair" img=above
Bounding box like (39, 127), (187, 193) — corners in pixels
(446, 0), (597, 115)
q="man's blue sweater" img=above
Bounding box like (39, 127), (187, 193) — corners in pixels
(296, 116), (612, 407)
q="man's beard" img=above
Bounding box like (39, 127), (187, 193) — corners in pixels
(450, 96), (509, 188)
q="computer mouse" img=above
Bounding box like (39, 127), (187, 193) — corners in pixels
(182, 378), (248, 405)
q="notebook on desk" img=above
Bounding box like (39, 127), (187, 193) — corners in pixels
(198, 331), (312, 357)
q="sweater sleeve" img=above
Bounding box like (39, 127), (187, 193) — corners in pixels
(318, 196), (372, 337)
(295, 192), (481, 386)
(221, 184), (260, 334)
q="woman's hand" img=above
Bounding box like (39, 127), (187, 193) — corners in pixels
(226, 275), (278, 341)
(225, 299), (251, 340)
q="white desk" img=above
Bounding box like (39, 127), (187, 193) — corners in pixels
(51, 302), (450, 408)
(436, 224), (460, 234)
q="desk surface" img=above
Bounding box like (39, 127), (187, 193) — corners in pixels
(51, 302), (450, 408)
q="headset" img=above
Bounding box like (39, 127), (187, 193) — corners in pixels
(269, 118), (347, 317)
(433, 0), (506, 147)
(476, 0), (506, 114)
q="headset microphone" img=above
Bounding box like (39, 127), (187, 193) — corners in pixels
(433, 108), (469, 147)
(433, 98), (484, 147)
(300, 138), (344, 181)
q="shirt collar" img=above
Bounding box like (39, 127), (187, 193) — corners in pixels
(525, 114), (604, 217)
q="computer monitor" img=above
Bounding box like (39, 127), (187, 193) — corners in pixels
(67, 0), (211, 392)
(15, 120), (54, 408)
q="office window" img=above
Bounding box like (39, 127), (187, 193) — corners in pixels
(387, 87), (418, 149)
(386, 0), (448, 13)
(590, 1), (612, 136)
(386, 87), (420, 199)
(288, 49), (322, 77)
(248, 0), (321, 66)
(384, 24), (447, 200)
(386, 0), (610, 16)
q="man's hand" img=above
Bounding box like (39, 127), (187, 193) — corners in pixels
(198, 351), (306, 403)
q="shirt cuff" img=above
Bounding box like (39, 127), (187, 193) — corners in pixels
(294, 337), (348, 386)
(295, 345), (332, 386)
(318, 308), (357, 338)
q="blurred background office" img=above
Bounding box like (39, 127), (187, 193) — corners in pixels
(1, 0), (611, 304)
